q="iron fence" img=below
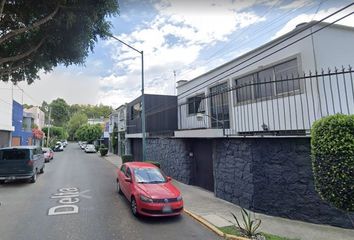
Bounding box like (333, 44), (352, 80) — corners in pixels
(178, 66), (354, 136)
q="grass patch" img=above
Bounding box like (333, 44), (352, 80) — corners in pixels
(218, 226), (300, 240)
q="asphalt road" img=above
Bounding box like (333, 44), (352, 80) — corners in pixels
(0, 143), (221, 240)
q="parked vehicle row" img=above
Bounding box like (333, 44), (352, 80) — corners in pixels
(78, 141), (97, 153)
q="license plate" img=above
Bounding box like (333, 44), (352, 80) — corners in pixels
(162, 205), (172, 213)
(7, 176), (15, 180)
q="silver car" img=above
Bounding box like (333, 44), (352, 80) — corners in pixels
(84, 144), (96, 153)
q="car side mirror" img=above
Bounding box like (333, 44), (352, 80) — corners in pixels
(167, 176), (172, 182)
(125, 177), (132, 183)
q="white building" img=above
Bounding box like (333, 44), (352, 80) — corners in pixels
(176, 22), (354, 138)
(108, 104), (127, 155)
(24, 106), (45, 130)
(0, 82), (14, 147)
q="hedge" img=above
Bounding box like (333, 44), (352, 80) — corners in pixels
(122, 154), (133, 163)
(311, 114), (354, 211)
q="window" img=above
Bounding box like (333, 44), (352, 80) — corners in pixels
(234, 58), (299, 103)
(131, 102), (141, 120)
(210, 83), (230, 128)
(120, 165), (126, 175)
(187, 94), (205, 114)
(126, 167), (132, 178)
(235, 74), (254, 102)
(275, 59), (299, 94)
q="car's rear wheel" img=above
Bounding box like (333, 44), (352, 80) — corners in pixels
(39, 166), (44, 174)
(116, 180), (122, 195)
(131, 197), (139, 217)
(29, 171), (37, 183)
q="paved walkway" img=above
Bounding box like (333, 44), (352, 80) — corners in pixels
(103, 153), (354, 240)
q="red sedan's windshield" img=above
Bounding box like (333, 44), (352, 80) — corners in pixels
(134, 168), (166, 184)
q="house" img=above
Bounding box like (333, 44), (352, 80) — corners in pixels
(11, 100), (33, 146)
(126, 94), (178, 161)
(176, 21), (354, 137)
(0, 82), (14, 148)
(131, 22), (354, 228)
(22, 111), (35, 145)
(108, 108), (119, 154)
(108, 104), (128, 156)
(24, 106), (45, 130)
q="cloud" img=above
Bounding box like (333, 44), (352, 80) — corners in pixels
(273, 7), (354, 39)
(102, 0), (266, 107)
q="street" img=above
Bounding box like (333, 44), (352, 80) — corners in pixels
(0, 143), (221, 240)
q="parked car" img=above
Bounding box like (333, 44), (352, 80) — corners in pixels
(80, 142), (87, 150)
(53, 141), (64, 152)
(0, 146), (45, 183)
(61, 140), (68, 147)
(116, 162), (183, 217)
(42, 147), (54, 162)
(84, 144), (96, 153)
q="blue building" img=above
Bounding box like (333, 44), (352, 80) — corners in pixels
(12, 100), (33, 146)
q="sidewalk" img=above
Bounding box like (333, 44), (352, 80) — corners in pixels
(103, 154), (354, 240)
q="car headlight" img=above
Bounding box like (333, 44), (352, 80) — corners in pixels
(140, 194), (153, 203)
(177, 195), (183, 201)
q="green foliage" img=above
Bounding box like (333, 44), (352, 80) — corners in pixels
(0, 0), (119, 84)
(122, 155), (133, 163)
(100, 148), (108, 157)
(231, 208), (262, 238)
(75, 124), (102, 143)
(145, 161), (160, 168)
(50, 98), (70, 126)
(43, 126), (67, 140)
(218, 226), (298, 240)
(67, 112), (88, 140)
(311, 114), (354, 212)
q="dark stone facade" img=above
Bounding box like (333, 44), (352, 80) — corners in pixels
(214, 137), (353, 229)
(145, 138), (191, 184)
(141, 137), (353, 228)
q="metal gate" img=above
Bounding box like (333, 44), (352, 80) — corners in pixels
(131, 138), (142, 161)
(190, 139), (214, 191)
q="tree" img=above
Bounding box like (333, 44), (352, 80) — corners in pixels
(67, 112), (88, 140)
(43, 126), (67, 139)
(311, 114), (354, 216)
(50, 98), (69, 126)
(75, 124), (102, 143)
(0, 0), (119, 84)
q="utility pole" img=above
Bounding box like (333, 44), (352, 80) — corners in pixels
(47, 107), (51, 147)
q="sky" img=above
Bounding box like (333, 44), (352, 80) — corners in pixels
(8, 0), (354, 108)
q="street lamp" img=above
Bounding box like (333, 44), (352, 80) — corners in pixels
(107, 33), (146, 161)
(196, 112), (225, 135)
(46, 106), (51, 147)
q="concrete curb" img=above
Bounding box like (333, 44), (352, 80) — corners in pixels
(184, 209), (250, 240)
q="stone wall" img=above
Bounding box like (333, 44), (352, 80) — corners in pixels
(145, 138), (191, 184)
(214, 137), (353, 229)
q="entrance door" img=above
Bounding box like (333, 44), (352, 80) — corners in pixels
(191, 139), (214, 191)
(131, 139), (142, 161)
(12, 137), (21, 146)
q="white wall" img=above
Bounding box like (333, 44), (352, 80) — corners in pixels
(0, 81), (14, 132)
(177, 23), (354, 134)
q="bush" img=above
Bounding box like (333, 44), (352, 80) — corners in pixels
(122, 154), (133, 163)
(146, 161), (160, 168)
(311, 114), (354, 211)
(99, 148), (108, 157)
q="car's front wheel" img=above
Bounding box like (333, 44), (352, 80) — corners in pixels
(131, 197), (139, 217)
(116, 180), (122, 195)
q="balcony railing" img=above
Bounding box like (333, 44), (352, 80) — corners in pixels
(178, 66), (354, 136)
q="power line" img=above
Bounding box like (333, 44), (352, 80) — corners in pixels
(177, 3), (354, 99)
(176, 0), (315, 79)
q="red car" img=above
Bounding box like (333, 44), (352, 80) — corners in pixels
(42, 147), (54, 162)
(116, 162), (183, 217)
